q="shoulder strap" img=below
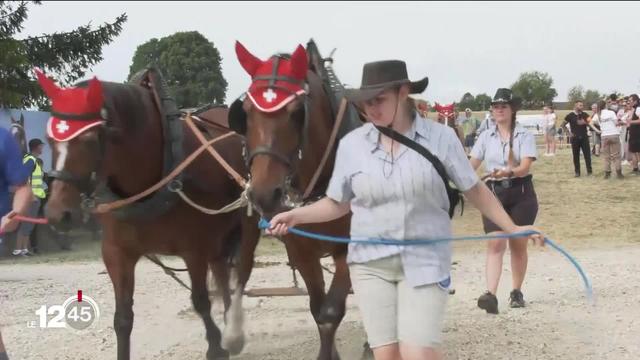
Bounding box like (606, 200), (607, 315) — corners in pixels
(375, 125), (463, 218)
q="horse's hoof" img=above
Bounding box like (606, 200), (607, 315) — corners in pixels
(221, 332), (245, 355)
(207, 348), (229, 360)
(360, 342), (374, 360)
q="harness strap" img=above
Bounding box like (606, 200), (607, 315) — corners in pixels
(94, 131), (237, 214)
(302, 97), (348, 200)
(184, 114), (246, 188)
(144, 254), (191, 291)
(268, 57), (280, 88)
(50, 111), (101, 121)
(253, 75), (305, 87)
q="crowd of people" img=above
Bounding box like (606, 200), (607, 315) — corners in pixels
(426, 93), (640, 180)
(544, 94), (640, 178)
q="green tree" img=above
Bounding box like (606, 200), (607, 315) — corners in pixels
(567, 85), (584, 104)
(583, 89), (602, 107)
(0, 1), (127, 109)
(510, 71), (558, 109)
(128, 31), (227, 108)
(458, 92), (475, 111)
(474, 93), (492, 111)
(568, 86), (602, 107)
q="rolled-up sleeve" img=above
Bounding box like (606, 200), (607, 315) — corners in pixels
(443, 128), (479, 192)
(325, 139), (355, 203)
(469, 131), (487, 161)
(520, 132), (538, 160)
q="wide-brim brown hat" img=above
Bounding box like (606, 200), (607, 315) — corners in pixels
(345, 60), (428, 103)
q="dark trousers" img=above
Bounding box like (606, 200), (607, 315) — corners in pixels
(571, 135), (592, 174)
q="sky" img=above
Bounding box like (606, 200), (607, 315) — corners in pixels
(18, 1), (640, 104)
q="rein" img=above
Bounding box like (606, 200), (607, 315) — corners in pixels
(94, 115), (244, 214)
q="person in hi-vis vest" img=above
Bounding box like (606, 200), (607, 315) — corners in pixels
(12, 139), (46, 256)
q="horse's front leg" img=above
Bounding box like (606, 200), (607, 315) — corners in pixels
(318, 252), (351, 360)
(103, 241), (139, 360)
(185, 253), (229, 360)
(222, 213), (260, 355)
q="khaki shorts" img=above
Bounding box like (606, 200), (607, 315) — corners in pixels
(349, 255), (449, 349)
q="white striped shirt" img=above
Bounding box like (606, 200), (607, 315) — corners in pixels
(325, 114), (479, 287)
(470, 123), (537, 176)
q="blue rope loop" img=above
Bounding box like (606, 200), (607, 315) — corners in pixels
(258, 218), (594, 301)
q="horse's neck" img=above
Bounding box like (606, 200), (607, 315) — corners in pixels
(105, 110), (164, 197)
(296, 80), (335, 196)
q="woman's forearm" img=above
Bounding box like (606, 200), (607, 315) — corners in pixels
(293, 197), (350, 225)
(464, 182), (517, 234)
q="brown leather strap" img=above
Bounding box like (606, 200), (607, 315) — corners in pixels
(94, 131), (237, 214)
(302, 97), (348, 200)
(184, 114), (247, 188)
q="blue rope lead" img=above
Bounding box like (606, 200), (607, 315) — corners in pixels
(258, 218), (594, 301)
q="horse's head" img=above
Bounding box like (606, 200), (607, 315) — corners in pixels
(435, 102), (456, 125)
(35, 69), (111, 226)
(229, 42), (310, 216)
(10, 114), (27, 154)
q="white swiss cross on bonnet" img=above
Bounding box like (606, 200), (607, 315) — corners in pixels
(235, 41), (308, 113)
(35, 69), (106, 142)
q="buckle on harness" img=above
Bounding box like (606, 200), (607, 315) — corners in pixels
(80, 193), (96, 212)
(167, 179), (183, 193)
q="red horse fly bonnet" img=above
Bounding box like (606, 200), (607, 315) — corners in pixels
(235, 41), (308, 113)
(434, 102), (455, 121)
(35, 69), (105, 142)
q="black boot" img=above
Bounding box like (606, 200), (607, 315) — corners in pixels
(509, 289), (526, 308)
(477, 291), (499, 314)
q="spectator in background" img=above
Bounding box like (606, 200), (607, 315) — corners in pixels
(594, 100), (623, 179)
(557, 126), (566, 149)
(588, 104), (601, 157)
(542, 105), (557, 156)
(626, 94), (640, 175)
(563, 100), (592, 177)
(607, 93), (619, 112)
(618, 97), (631, 166)
(12, 138), (47, 256)
(477, 109), (495, 136)
(461, 108), (480, 152)
(415, 98), (429, 118)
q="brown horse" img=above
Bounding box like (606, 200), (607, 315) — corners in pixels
(39, 69), (260, 360)
(229, 40), (360, 360)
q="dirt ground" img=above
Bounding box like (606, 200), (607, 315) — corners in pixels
(1, 242), (639, 360)
(1, 149), (639, 360)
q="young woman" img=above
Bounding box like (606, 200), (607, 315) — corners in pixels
(267, 62), (544, 360)
(469, 88), (539, 314)
(626, 94), (640, 175)
(542, 105), (557, 156)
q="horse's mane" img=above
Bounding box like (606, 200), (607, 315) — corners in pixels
(74, 80), (152, 133)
